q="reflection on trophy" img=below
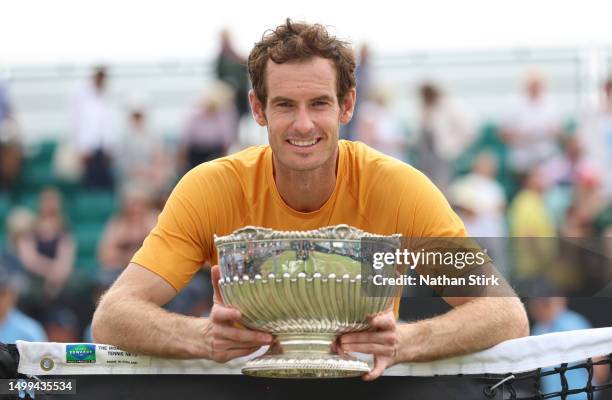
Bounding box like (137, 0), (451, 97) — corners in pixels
(214, 224), (402, 378)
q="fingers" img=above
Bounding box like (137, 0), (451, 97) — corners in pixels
(340, 331), (396, 347)
(213, 338), (268, 350)
(332, 338), (348, 356)
(211, 265), (224, 305)
(362, 357), (389, 381)
(216, 325), (273, 345)
(341, 343), (394, 357)
(210, 304), (242, 324)
(207, 302), (273, 363)
(368, 311), (396, 331)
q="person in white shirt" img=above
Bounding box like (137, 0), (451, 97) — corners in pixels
(500, 69), (562, 175)
(71, 67), (118, 189)
(418, 83), (476, 193)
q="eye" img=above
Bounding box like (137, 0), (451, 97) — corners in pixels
(277, 102), (292, 108)
(312, 100), (329, 107)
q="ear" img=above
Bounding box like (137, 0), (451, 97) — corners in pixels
(249, 89), (267, 126)
(339, 87), (357, 125)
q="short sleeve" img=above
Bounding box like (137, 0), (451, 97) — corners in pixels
(131, 168), (211, 292)
(402, 170), (467, 238)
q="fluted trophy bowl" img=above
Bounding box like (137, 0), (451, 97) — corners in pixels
(214, 224), (402, 378)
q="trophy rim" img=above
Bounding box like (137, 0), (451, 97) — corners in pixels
(214, 224), (402, 247)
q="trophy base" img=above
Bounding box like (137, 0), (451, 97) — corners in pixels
(242, 333), (370, 378)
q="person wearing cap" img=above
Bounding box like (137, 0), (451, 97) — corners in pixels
(93, 19), (528, 380)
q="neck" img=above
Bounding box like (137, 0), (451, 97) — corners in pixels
(273, 147), (339, 213)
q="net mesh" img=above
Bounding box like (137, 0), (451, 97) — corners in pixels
(481, 354), (612, 399)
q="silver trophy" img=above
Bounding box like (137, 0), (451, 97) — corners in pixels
(214, 224), (402, 378)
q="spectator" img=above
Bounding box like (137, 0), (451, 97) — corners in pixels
(448, 151), (507, 237)
(14, 188), (75, 300)
(509, 166), (556, 237)
(0, 264), (47, 343)
(179, 81), (238, 173)
(499, 69), (562, 177)
(71, 66), (118, 189)
(561, 166), (606, 237)
(355, 86), (407, 161)
(0, 78), (11, 124)
(355, 43), (373, 107)
(343, 43), (373, 140)
(508, 167), (558, 281)
(528, 298), (608, 399)
(4, 208), (37, 274)
(0, 79), (23, 193)
(215, 28), (249, 118)
(578, 77), (612, 199)
(97, 185), (157, 271)
(418, 82), (476, 192)
(448, 152), (508, 275)
(116, 102), (172, 206)
(540, 136), (595, 227)
(43, 307), (80, 343)
(541, 135), (592, 188)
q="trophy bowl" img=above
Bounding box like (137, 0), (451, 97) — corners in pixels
(214, 224), (402, 378)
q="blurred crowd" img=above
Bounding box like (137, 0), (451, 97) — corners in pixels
(0, 32), (611, 345)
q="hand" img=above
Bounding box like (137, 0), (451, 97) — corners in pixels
(338, 309), (400, 381)
(205, 265), (273, 363)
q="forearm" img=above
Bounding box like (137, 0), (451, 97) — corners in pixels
(397, 297), (528, 362)
(92, 294), (210, 359)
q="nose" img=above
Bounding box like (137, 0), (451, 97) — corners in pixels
(292, 105), (315, 134)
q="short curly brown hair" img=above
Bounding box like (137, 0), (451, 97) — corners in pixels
(248, 19), (356, 107)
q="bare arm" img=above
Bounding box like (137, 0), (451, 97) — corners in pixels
(15, 236), (55, 277)
(340, 262), (528, 380)
(43, 235), (76, 297)
(399, 262), (529, 362)
(398, 296), (528, 362)
(92, 263), (272, 360)
(51, 235), (75, 280)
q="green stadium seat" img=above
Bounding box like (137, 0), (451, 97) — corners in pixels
(70, 190), (116, 225)
(453, 122), (518, 200)
(27, 140), (58, 166)
(15, 191), (39, 213)
(0, 193), (11, 221)
(74, 254), (99, 276)
(74, 222), (105, 259)
(20, 161), (57, 192)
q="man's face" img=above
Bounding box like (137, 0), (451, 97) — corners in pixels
(249, 57), (355, 172)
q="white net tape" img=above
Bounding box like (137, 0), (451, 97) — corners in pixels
(15, 327), (612, 377)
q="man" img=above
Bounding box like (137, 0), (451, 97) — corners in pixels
(500, 69), (562, 176)
(92, 19), (528, 380)
(71, 66), (117, 189)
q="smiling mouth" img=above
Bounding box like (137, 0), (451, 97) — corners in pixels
(287, 138), (321, 147)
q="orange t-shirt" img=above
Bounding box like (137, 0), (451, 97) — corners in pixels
(132, 140), (466, 297)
